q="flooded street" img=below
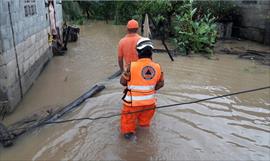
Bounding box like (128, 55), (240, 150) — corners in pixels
(1, 21), (270, 160)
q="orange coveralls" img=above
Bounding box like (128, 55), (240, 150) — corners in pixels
(118, 33), (141, 68)
(121, 58), (164, 134)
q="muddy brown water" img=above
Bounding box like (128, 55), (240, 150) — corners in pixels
(1, 21), (270, 160)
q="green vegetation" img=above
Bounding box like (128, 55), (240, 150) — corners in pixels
(173, 0), (217, 55)
(137, 0), (172, 24)
(62, 1), (84, 25)
(63, 1), (139, 25)
(62, 0), (236, 55)
(193, 0), (237, 22)
(136, 0), (176, 38)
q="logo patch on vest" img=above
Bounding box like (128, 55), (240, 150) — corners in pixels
(141, 66), (156, 80)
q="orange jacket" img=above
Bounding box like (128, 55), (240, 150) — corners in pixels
(118, 33), (141, 68)
(123, 58), (162, 107)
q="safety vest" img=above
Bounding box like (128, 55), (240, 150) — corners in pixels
(123, 58), (161, 107)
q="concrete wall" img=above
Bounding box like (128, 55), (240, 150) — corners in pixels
(55, 0), (63, 28)
(0, 0), (63, 112)
(233, 0), (270, 45)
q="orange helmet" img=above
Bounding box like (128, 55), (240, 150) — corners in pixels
(127, 19), (139, 29)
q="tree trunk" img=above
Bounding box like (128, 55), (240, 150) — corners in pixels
(114, 2), (119, 25)
(86, 10), (90, 19)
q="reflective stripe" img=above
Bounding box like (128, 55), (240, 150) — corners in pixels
(128, 85), (155, 91)
(124, 94), (155, 101)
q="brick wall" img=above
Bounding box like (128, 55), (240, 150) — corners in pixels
(232, 0), (270, 45)
(0, 0), (63, 112)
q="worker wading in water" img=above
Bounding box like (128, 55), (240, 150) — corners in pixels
(118, 19), (141, 72)
(120, 37), (164, 139)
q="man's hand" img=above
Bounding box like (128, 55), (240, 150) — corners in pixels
(155, 72), (164, 90)
(120, 65), (131, 86)
(155, 80), (164, 90)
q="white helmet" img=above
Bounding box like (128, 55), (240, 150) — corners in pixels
(136, 37), (154, 54)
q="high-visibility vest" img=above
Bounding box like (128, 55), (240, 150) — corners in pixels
(123, 58), (162, 107)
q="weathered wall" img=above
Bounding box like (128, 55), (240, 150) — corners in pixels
(55, 1), (63, 29)
(0, 0), (8, 103)
(0, 0), (63, 112)
(233, 0), (270, 45)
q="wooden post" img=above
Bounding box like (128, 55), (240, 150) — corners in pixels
(147, 13), (174, 61)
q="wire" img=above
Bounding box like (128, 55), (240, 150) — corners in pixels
(2, 85), (270, 143)
(43, 86), (270, 125)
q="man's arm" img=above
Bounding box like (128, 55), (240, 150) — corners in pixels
(155, 72), (164, 90)
(118, 41), (124, 72)
(118, 56), (124, 72)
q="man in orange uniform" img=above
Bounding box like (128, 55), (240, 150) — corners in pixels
(120, 37), (164, 139)
(118, 19), (141, 72)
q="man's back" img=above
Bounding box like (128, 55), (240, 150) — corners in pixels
(119, 37), (164, 139)
(118, 33), (141, 68)
(129, 58), (162, 87)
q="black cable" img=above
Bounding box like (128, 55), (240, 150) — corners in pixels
(2, 85), (270, 142)
(43, 86), (270, 125)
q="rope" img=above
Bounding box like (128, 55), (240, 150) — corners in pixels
(43, 86), (270, 125)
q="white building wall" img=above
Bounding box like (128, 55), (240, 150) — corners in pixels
(0, 0), (63, 112)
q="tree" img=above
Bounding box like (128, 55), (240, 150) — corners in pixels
(62, 1), (83, 21)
